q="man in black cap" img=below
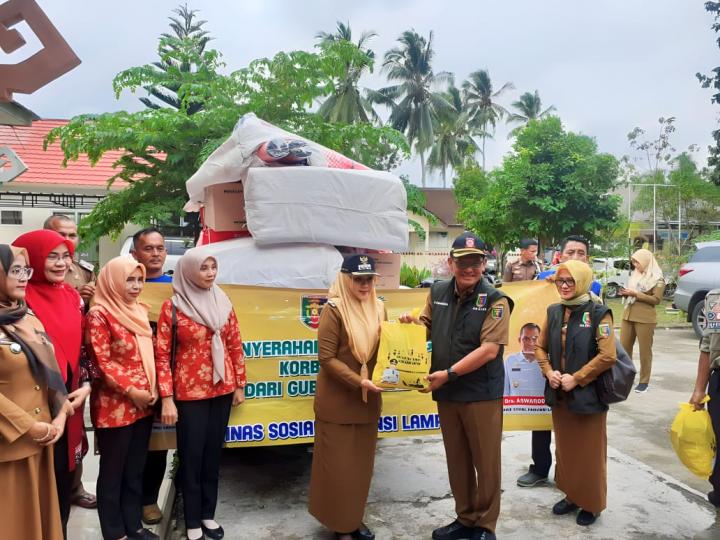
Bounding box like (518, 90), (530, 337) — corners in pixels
(400, 232), (512, 540)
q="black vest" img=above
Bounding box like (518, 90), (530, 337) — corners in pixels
(544, 301), (610, 415)
(430, 278), (513, 402)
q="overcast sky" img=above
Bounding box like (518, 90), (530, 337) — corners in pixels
(6, 0), (719, 186)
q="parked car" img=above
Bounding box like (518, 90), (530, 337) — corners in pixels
(593, 258), (631, 299)
(673, 242), (720, 337)
(119, 235), (195, 275)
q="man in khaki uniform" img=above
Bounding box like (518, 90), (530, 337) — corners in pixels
(689, 289), (720, 507)
(43, 214), (97, 509)
(502, 238), (542, 282)
(44, 215), (95, 304)
(401, 233), (512, 540)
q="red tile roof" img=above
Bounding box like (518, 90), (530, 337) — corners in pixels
(0, 119), (126, 187)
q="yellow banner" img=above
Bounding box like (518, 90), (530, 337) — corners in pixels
(141, 280), (558, 448)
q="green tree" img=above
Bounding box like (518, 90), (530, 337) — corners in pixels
(507, 90), (555, 137)
(426, 86), (479, 187)
(697, 1), (720, 186)
(370, 30), (454, 186)
(456, 117), (620, 250)
(315, 21), (379, 124)
(461, 69), (513, 170)
(139, 4), (212, 114)
(46, 25), (408, 243)
(401, 175), (437, 239)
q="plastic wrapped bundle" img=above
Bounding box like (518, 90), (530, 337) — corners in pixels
(184, 113), (369, 212)
(244, 166), (409, 252)
(189, 237), (343, 289)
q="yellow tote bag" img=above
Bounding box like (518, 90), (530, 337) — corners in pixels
(372, 321), (430, 390)
(670, 399), (716, 478)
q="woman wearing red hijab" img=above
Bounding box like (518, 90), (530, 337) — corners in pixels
(13, 230), (88, 539)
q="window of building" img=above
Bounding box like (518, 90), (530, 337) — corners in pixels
(0, 210), (22, 225)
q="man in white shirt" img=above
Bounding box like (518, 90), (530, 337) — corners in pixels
(504, 323), (543, 397)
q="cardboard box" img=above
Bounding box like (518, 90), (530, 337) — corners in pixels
(374, 253), (401, 289)
(203, 182), (247, 231)
(341, 252), (401, 289)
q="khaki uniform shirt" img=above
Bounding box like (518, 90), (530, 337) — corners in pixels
(622, 281), (664, 324)
(503, 259), (542, 282)
(700, 288), (720, 369)
(65, 260), (95, 290)
(419, 284), (510, 346)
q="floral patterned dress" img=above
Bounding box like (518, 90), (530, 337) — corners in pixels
(155, 300), (245, 401)
(85, 307), (154, 428)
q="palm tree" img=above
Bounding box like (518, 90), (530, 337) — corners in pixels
(426, 86), (479, 187)
(370, 30), (454, 185)
(507, 90), (556, 137)
(462, 69), (514, 169)
(315, 21), (379, 124)
(139, 4), (212, 114)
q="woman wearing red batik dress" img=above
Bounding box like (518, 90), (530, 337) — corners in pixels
(155, 249), (245, 540)
(86, 256), (159, 540)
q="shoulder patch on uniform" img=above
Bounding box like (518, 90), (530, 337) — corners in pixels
(490, 305), (504, 320)
(598, 323), (611, 338)
(79, 260), (95, 272)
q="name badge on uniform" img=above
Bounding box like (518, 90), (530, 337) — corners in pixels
(579, 312), (591, 328)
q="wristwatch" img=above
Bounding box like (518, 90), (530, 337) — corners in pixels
(446, 366), (459, 382)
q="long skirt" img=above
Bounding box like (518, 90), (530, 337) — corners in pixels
(0, 445), (64, 540)
(308, 420), (378, 533)
(553, 401), (607, 514)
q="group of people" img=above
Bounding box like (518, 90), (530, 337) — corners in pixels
(0, 218), (245, 540)
(0, 213), (690, 540)
(309, 232), (668, 540)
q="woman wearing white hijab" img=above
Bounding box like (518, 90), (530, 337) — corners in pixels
(154, 249), (245, 540)
(619, 248), (665, 393)
(309, 255), (387, 540)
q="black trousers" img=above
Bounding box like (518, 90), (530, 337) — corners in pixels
(142, 449), (168, 506)
(96, 415), (154, 540)
(530, 430), (552, 477)
(708, 371), (720, 492)
(176, 393), (233, 530)
(53, 431), (73, 540)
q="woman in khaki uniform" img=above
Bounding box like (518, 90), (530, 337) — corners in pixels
(309, 255), (387, 540)
(0, 244), (69, 540)
(536, 260), (616, 527)
(619, 248), (664, 393)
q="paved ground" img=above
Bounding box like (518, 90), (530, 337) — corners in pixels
(72, 327), (720, 539)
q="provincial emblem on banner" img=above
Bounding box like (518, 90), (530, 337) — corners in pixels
(300, 295), (328, 330)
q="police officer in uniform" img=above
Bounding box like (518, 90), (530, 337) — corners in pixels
(401, 233), (512, 540)
(44, 215), (95, 305)
(689, 289), (720, 507)
(43, 214), (97, 510)
(502, 238), (542, 283)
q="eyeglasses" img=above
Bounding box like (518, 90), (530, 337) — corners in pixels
(555, 278), (576, 288)
(521, 335), (539, 342)
(8, 266), (33, 279)
(46, 253), (72, 263)
(352, 275), (375, 284)
(453, 257), (485, 269)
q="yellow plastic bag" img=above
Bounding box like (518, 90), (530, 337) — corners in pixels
(372, 321), (430, 390)
(670, 399), (716, 478)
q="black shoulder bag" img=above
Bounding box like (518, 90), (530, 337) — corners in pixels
(589, 304), (637, 405)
